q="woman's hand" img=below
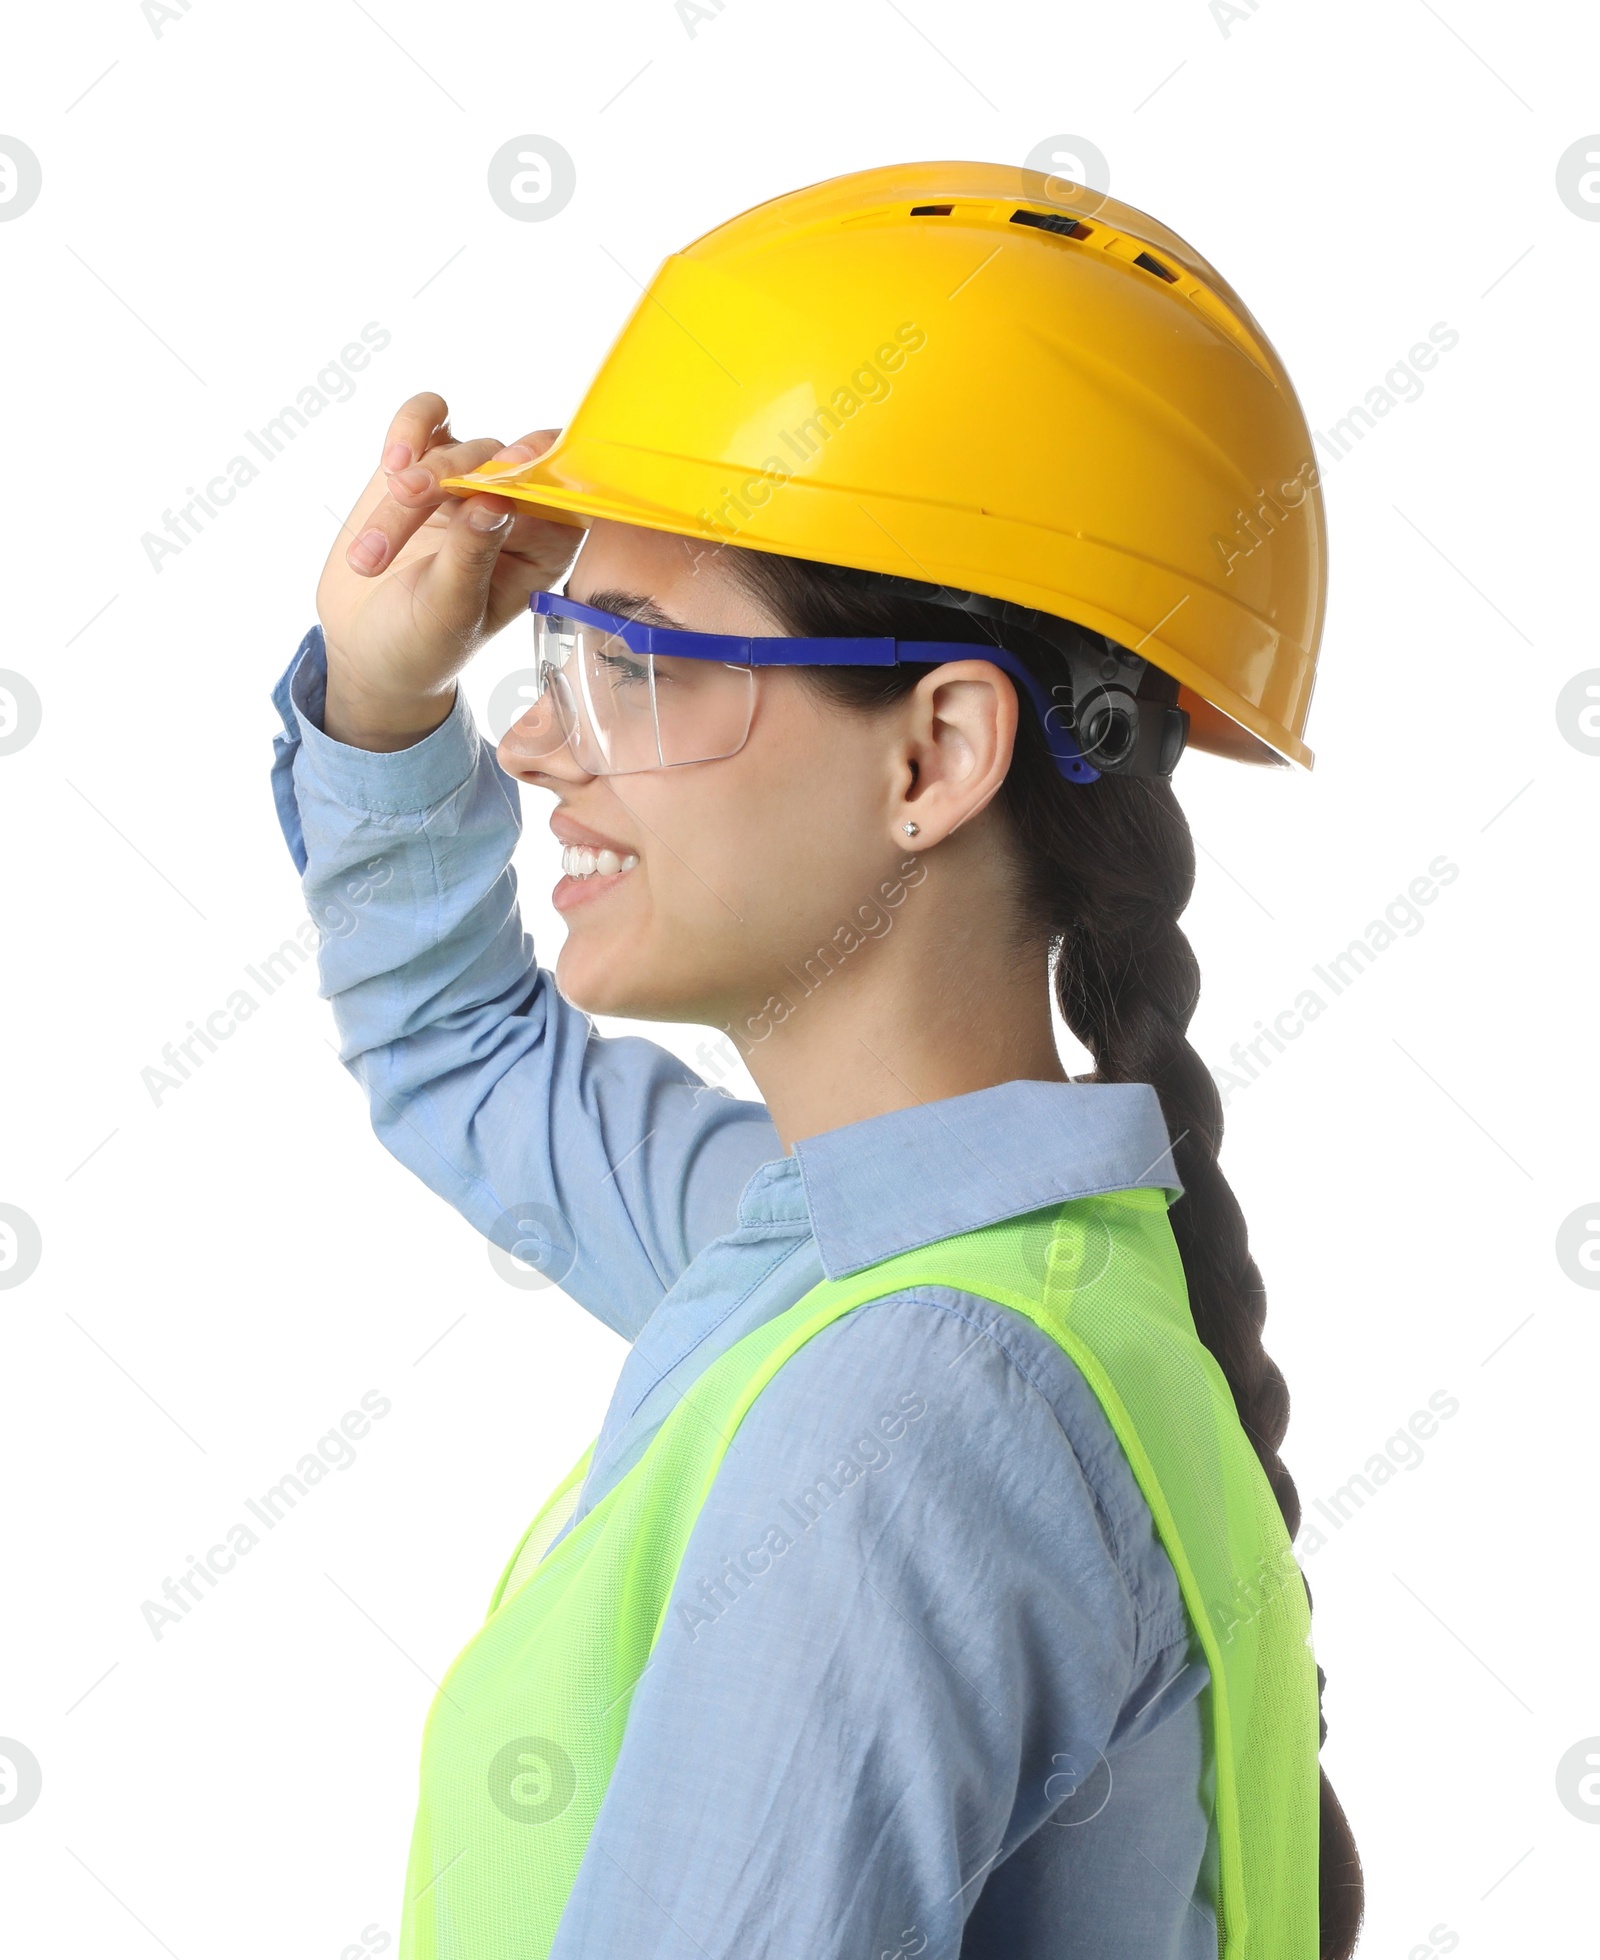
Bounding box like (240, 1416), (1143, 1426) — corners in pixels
(315, 391), (583, 750)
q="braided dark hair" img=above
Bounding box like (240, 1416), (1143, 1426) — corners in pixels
(720, 545), (1364, 1960)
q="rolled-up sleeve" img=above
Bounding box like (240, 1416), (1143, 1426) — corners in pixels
(268, 625), (780, 1338)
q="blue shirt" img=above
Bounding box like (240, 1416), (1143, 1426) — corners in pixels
(270, 626), (1219, 1960)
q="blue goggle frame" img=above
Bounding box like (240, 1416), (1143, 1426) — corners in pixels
(529, 588), (1100, 783)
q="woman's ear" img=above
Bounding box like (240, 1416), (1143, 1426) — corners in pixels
(891, 660), (1019, 846)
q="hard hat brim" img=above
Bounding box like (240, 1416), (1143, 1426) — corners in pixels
(444, 446), (1314, 771)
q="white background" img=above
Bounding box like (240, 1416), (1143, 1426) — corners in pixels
(2, 1), (1597, 1953)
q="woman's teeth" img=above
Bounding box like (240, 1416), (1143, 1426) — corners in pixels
(561, 844), (640, 880)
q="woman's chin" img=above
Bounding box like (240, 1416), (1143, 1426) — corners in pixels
(554, 944), (660, 1021)
(553, 944), (729, 1030)
(553, 948), (624, 1016)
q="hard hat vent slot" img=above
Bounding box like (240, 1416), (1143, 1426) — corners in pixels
(1133, 250), (1178, 282)
(1009, 208), (1089, 239)
(909, 204), (954, 216)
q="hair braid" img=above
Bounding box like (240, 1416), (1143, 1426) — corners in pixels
(1047, 783), (1297, 1526)
(721, 545), (1364, 1958)
(1010, 734), (1365, 1960)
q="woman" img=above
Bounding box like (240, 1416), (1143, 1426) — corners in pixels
(270, 162), (1362, 1958)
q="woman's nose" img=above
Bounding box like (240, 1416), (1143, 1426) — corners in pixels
(496, 695), (593, 784)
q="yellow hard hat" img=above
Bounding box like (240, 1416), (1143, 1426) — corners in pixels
(444, 160), (1327, 768)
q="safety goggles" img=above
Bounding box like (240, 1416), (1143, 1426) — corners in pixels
(514, 589), (1183, 782)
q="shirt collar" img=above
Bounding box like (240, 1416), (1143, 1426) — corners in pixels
(740, 1078), (1182, 1281)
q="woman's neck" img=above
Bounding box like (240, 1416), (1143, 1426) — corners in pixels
(725, 859), (1067, 1153)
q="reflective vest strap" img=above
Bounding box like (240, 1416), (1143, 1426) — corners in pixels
(662, 1195), (1255, 1921)
(487, 1440), (595, 1616)
(399, 1191), (1318, 1960)
(648, 1190), (1317, 1960)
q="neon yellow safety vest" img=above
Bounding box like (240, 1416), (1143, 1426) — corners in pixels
(397, 1189), (1319, 1958)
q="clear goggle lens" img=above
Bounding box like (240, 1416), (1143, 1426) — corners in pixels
(513, 610), (756, 775)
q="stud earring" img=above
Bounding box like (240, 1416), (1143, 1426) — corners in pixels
(902, 822), (920, 838)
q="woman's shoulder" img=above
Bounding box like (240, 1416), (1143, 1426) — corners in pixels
(710, 1282), (1196, 1673)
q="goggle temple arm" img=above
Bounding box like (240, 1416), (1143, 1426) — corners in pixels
(822, 568), (1190, 779)
(530, 591), (1100, 784)
(893, 641), (1100, 783)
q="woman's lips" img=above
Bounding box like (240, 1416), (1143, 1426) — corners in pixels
(552, 841), (640, 914)
(548, 817), (639, 914)
(552, 868), (635, 912)
(549, 815), (636, 855)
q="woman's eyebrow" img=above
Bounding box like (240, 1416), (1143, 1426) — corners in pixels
(581, 588), (686, 630)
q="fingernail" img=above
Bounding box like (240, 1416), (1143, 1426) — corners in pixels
(489, 444), (533, 464)
(382, 442), (412, 472)
(349, 528), (389, 571)
(390, 466), (431, 496)
(467, 502), (514, 533)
